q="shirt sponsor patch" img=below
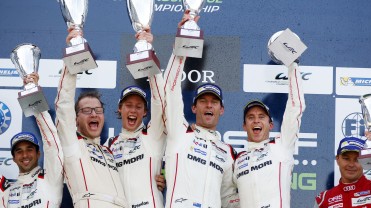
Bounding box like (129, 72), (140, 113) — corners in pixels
(351, 195), (371, 206)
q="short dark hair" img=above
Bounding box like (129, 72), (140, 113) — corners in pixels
(75, 91), (105, 115)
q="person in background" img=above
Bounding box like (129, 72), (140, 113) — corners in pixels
(314, 136), (371, 208)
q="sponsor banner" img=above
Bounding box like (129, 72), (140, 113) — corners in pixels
(0, 59), (23, 87)
(154, 0), (222, 13)
(336, 67), (371, 96)
(334, 98), (370, 185)
(243, 64), (333, 95)
(0, 150), (18, 180)
(0, 90), (23, 148)
(0, 59), (117, 89)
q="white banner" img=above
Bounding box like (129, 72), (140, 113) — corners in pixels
(0, 150), (18, 180)
(0, 59), (117, 89)
(243, 64), (333, 95)
(336, 67), (371, 96)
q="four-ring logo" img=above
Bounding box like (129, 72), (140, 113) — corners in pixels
(343, 185), (356, 191)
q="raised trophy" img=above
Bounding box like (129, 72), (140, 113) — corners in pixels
(267, 28), (307, 67)
(10, 44), (49, 117)
(126, 0), (160, 79)
(59, 0), (97, 74)
(174, 0), (205, 58)
(359, 94), (371, 170)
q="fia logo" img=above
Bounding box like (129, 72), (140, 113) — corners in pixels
(342, 112), (365, 138)
(0, 101), (12, 135)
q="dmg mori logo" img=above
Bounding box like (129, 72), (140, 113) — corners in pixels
(342, 112), (365, 138)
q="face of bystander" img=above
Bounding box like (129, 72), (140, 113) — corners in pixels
(336, 151), (363, 184)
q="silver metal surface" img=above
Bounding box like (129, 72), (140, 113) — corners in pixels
(182, 0), (205, 30)
(10, 43), (41, 89)
(360, 94), (371, 131)
(127, 0), (154, 52)
(59, 0), (88, 45)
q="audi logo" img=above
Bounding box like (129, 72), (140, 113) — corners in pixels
(343, 185), (356, 191)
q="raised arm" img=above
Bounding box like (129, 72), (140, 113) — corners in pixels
(54, 29), (80, 157)
(34, 111), (64, 204)
(280, 62), (306, 152)
(163, 53), (187, 139)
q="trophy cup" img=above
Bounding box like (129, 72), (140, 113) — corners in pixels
(359, 94), (371, 170)
(267, 29), (307, 67)
(59, 0), (97, 74)
(126, 0), (160, 79)
(10, 44), (49, 117)
(174, 0), (205, 58)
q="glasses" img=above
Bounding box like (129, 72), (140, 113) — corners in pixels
(78, 107), (104, 115)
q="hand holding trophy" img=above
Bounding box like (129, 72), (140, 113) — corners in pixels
(358, 94), (371, 170)
(174, 0), (205, 58)
(10, 44), (49, 117)
(59, 0), (97, 74)
(126, 0), (160, 79)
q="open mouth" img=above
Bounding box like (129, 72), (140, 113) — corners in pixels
(204, 111), (214, 117)
(21, 159), (31, 166)
(89, 121), (99, 130)
(128, 115), (137, 125)
(253, 126), (262, 134)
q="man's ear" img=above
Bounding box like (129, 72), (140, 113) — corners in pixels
(220, 106), (224, 116)
(191, 105), (197, 114)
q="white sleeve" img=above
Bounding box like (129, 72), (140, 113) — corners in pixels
(163, 53), (188, 152)
(146, 73), (166, 155)
(34, 111), (64, 204)
(54, 66), (80, 157)
(280, 62), (306, 153)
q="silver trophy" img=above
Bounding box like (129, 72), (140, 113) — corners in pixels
(174, 0), (205, 58)
(10, 44), (49, 117)
(126, 0), (160, 79)
(60, 0), (97, 74)
(359, 94), (371, 170)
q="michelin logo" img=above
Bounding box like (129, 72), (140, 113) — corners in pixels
(0, 68), (19, 77)
(0, 101), (12, 135)
(340, 77), (371, 86)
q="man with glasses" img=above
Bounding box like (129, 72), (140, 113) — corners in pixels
(54, 28), (127, 208)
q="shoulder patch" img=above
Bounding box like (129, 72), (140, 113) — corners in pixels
(107, 136), (119, 148)
(0, 175), (10, 192)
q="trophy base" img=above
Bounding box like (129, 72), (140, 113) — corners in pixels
(126, 50), (161, 79)
(359, 149), (371, 170)
(63, 42), (98, 74)
(18, 86), (49, 117)
(174, 28), (204, 58)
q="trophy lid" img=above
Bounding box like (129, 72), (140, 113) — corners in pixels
(10, 43), (41, 78)
(267, 30), (301, 65)
(127, 0), (154, 32)
(59, 0), (88, 28)
(182, 0), (205, 16)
